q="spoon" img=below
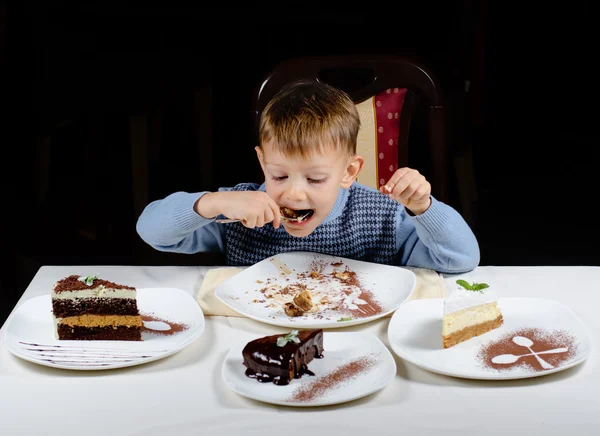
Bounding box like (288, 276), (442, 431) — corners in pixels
(281, 210), (313, 222)
(512, 336), (555, 369)
(491, 347), (568, 365)
(216, 210), (313, 224)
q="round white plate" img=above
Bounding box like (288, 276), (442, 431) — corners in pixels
(3, 287), (205, 370)
(222, 331), (396, 407)
(387, 297), (591, 380)
(215, 251), (416, 328)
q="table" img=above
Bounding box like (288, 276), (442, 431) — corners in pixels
(1, 265), (598, 435)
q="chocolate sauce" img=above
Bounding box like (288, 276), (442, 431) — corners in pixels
(242, 329), (324, 385)
(245, 363), (317, 385)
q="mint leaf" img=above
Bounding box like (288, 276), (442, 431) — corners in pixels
(276, 330), (300, 347)
(456, 279), (489, 293)
(78, 274), (99, 286)
(456, 279), (472, 290)
(471, 283), (489, 291)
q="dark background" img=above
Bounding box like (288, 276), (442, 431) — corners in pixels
(1, 2), (599, 325)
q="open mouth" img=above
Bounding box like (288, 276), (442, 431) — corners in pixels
(280, 207), (315, 223)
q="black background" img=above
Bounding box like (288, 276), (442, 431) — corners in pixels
(2, 2), (599, 325)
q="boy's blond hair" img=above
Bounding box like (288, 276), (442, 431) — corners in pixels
(259, 80), (360, 158)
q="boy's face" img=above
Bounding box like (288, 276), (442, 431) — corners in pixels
(256, 142), (363, 237)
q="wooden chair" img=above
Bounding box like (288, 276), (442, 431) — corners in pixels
(251, 55), (449, 204)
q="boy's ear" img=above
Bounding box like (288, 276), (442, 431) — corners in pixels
(340, 154), (364, 188)
(255, 146), (266, 174)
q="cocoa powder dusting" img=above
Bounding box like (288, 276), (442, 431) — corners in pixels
(308, 258), (328, 274)
(254, 259), (384, 319)
(477, 327), (579, 373)
(348, 290), (384, 317)
(288, 354), (380, 402)
(332, 269), (383, 317)
(54, 275), (135, 292)
(140, 313), (189, 336)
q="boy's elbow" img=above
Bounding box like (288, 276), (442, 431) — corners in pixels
(136, 219), (156, 247)
(463, 252), (480, 272)
(452, 246), (480, 273)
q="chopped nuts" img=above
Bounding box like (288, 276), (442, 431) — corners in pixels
(280, 206), (298, 218)
(284, 302), (304, 317)
(334, 271), (350, 280)
(293, 288), (313, 311)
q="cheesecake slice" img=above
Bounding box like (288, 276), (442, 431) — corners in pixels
(442, 280), (503, 348)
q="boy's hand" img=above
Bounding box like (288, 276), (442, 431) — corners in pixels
(379, 167), (432, 215)
(195, 191), (282, 229)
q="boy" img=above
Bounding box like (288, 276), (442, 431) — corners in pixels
(136, 80), (479, 273)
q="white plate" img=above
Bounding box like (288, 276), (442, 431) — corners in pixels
(3, 287), (205, 370)
(215, 251), (416, 328)
(387, 297), (591, 380)
(222, 331), (396, 407)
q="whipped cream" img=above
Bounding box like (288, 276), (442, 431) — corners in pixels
(443, 285), (498, 314)
(51, 287), (136, 300)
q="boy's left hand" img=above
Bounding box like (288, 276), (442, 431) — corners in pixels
(379, 167), (432, 215)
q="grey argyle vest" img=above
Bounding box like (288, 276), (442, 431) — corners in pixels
(224, 183), (400, 266)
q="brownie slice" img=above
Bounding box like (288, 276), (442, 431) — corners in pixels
(242, 329), (324, 385)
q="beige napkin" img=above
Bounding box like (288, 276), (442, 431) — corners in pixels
(196, 267), (246, 316)
(403, 266), (448, 301)
(195, 265), (446, 317)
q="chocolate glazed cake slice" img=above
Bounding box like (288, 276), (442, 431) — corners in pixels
(52, 274), (142, 341)
(242, 329), (324, 385)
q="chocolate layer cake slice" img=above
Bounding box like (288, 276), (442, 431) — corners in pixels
(52, 274), (142, 341)
(242, 329), (324, 385)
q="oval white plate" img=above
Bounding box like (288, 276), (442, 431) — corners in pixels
(3, 287), (205, 370)
(222, 331), (397, 406)
(215, 251), (416, 329)
(387, 297), (591, 380)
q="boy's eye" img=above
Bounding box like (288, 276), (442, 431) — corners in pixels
(308, 178), (326, 184)
(271, 175), (287, 181)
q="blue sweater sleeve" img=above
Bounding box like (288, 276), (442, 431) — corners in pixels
(395, 196), (480, 273)
(136, 190), (230, 254)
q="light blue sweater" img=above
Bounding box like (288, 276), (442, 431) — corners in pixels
(136, 182), (480, 273)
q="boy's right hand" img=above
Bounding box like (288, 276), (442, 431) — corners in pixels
(195, 191), (282, 229)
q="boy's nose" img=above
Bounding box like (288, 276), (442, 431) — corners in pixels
(284, 183), (307, 202)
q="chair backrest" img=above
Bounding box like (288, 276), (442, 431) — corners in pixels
(251, 55), (448, 203)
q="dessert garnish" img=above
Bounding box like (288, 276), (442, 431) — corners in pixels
(277, 330), (301, 347)
(456, 279), (489, 292)
(78, 274), (100, 286)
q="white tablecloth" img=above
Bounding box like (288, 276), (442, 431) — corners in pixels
(1, 265), (598, 435)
